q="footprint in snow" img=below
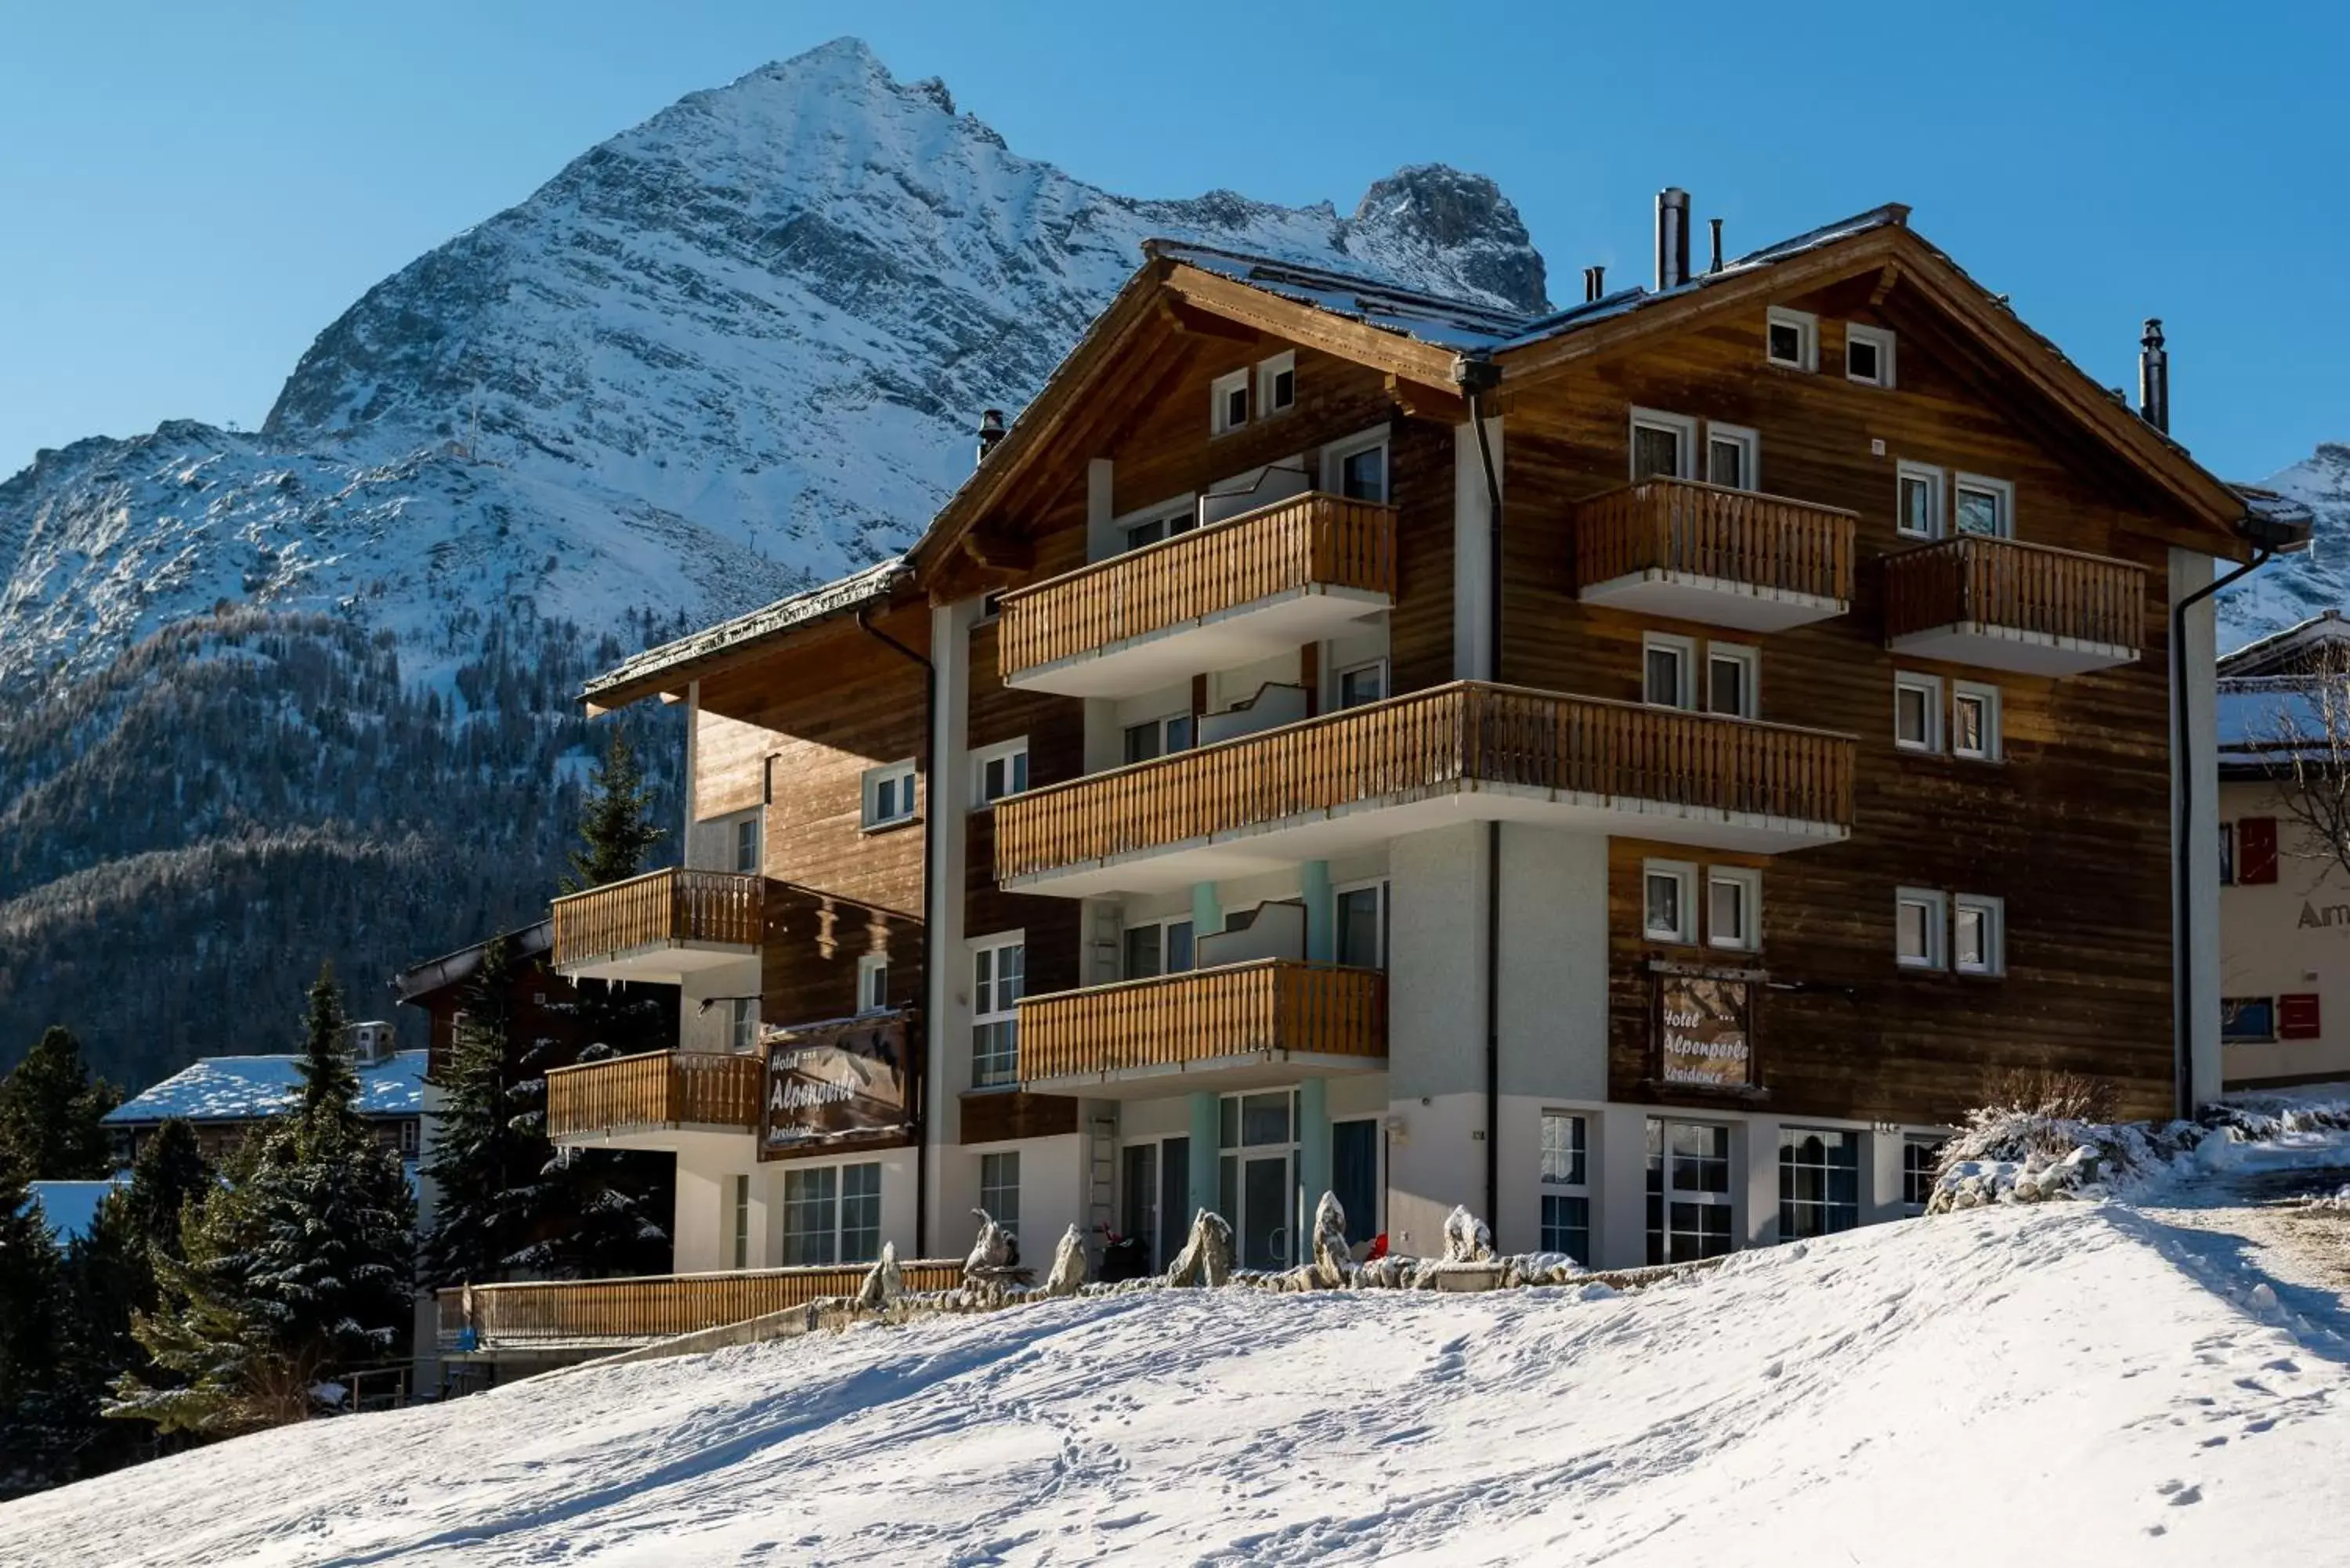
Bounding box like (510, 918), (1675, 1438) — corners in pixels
(2157, 1479), (2204, 1506)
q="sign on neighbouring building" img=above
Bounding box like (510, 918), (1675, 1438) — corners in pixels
(1652, 963), (1761, 1093)
(759, 1010), (917, 1160)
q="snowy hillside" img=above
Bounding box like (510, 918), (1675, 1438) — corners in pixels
(2219, 442), (2350, 649)
(4, 1194), (2345, 1565)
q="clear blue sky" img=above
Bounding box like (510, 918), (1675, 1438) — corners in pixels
(3, 0), (2343, 484)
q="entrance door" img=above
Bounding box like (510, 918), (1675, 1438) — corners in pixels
(1331, 1118), (1379, 1247)
(1120, 1143), (1158, 1264)
(1241, 1153), (1292, 1271)
(1216, 1090), (1298, 1270)
(1646, 1119), (1735, 1264)
(1158, 1136), (1190, 1270)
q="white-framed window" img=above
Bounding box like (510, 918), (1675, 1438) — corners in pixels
(1779, 1128), (1860, 1238)
(1334, 879), (1390, 970)
(1630, 406), (1697, 482)
(971, 736), (1029, 807)
(731, 1172), (751, 1270)
(1643, 632), (1697, 710)
(1707, 868), (1760, 952)
(1322, 429), (1390, 504)
(1896, 462), (1944, 540)
(1257, 351), (1296, 416)
(1954, 894), (2005, 975)
(1766, 306), (1819, 372)
(1123, 711), (1195, 764)
(1122, 915), (1195, 979)
(1893, 672), (1943, 752)
(1846, 323), (1896, 388)
(727, 996), (757, 1053)
(856, 952), (890, 1013)
(1644, 860), (1697, 945)
(862, 759), (918, 829)
(1538, 1112), (1592, 1262)
(1705, 421), (1759, 492)
(1123, 502), (1198, 551)
(971, 934), (1025, 1088)
(1952, 681), (2001, 761)
(1336, 658), (1388, 710)
(779, 1162), (883, 1266)
(1210, 368), (1251, 435)
(1903, 1135), (1947, 1215)
(1647, 1118), (1735, 1264)
(979, 1151), (1021, 1235)
(732, 814), (762, 875)
(1707, 642), (1758, 718)
(1896, 887), (1947, 970)
(1953, 473), (2014, 538)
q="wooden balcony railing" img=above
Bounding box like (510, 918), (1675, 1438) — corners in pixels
(545, 1049), (762, 1139)
(1573, 478), (1856, 602)
(1019, 959), (1386, 1084)
(550, 868), (765, 969)
(996, 492), (1397, 679)
(1883, 534), (2146, 652)
(436, 1259), (968, 1349)
(994, 681), (1855, 882)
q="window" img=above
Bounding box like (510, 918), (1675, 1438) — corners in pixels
(1539, 1113), (1592, 1262)
(2234, 817), (2280, 884)
(1123, 504), (1198, 551)
(1954, 894), (2004, 975)
(727, 996), (757, 1053)
(2218, 822), (2235, 887)
(2222, 997), (2277, 1042)
(979, 1151), (1021, 1235)
(1335, 881), (1389, 970)
(1846, 323), (1896, 388)
(1257, 351), (1296, 416)
(1644, 632), (1696, 709)
(782, 1163), (882, 1266)
(398, 1119), (421, 1157)
(1896, 887), (1947, 970)
(1952, 682), (2001, 761)
(1123, 916), (1195, 980)
(1210, 369), (1250, 435)
(1336, 658), (1387, 710)
(1644, 861), (1697, 945)
(862, 760), (918, 829)
(856, 953), (890, 1013)
(1902, 1136), (1947, 1215)
(1766, 307), (1819, 372)
(1896, 463), (1943, 540)
(1779, 1129), (1860, 1239)
(1894, 672), (1943, 752)
(971, 736), (1029, 807)
(1953, 474), (2013, 537)
(1647, 1119), (1735, 1264)
(1629, 407), (1697, 481)
(839, 1162), (881, 1263)
(1705, 422), (1759, 491)
(1123, 711), (1195, 764)
(731, 1173), (752, 1270)
(733, 815), (761, 875)
(1708, 868), (1760, 952)
(1707, 643), (1758, 718)
(971, 936), (1025, 1088)
(1324, 432), (1390, 503)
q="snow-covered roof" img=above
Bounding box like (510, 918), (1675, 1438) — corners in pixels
(2218, 609), (2350, 679)
(104, 1052), (427, 1126)
(582, 555), (910, 708)
(26, 1177), (129, 1247)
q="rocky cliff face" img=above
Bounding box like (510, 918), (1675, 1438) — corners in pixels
(0, 38), (1547, 1081)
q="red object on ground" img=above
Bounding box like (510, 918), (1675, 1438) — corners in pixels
(1366, 1233), (1389, 1261)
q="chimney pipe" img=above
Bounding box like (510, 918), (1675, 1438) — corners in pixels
(1708, 218), (1725, 275)
(2138, 320), (2169, 435)
(976, 408), (1006, 467)
(1655, 187), (1690, 291)
(1583, 265), (1607, 303)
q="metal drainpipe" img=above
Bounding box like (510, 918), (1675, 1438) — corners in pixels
(857, 607), (935, 1254)
(1457, 355), (1505, 1223)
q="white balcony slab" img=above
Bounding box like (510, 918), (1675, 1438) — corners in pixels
(1579, 571), (1846, 634)
(1888, 624), (2137, 677)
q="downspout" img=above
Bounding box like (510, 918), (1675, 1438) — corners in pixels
(858, 605), (935, 1254)
(1456, 354), (1504, 1222)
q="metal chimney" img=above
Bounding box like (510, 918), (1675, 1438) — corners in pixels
(1655, 188), (1690, 291)
(1583, 265), (1607, 303)
(976, 408), (1006, 466)
(1708, 218), (1725, 274)
(2138, 320), (2169, 434)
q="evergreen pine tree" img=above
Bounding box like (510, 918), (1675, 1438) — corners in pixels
(562, 728), (667, 892)
(114, 1119), (210, 1264)
(0, 1027), (120, 1180)
(418, 939), (540, 1288)
(294, 963), (360, 1138)
(0, 1158), (83, 1495)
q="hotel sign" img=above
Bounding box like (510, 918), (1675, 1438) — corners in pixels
(1653, 963), (1761, 1093)
(758, 1010), (916, 1160)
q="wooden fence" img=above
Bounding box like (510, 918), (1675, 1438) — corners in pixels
(437, 1259), (968, 1349)
(1574, 477), (1855, 602)
(1019, 959), (1386, 1083)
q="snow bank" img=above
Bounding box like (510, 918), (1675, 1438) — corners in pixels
(1931, 1093), (2350, 1212)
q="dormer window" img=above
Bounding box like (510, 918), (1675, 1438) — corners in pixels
(1766, 307), (1819, 372)
(1257, 352), (1296, 415)
(1846, 324), (1896, 388)
(1211, 369), (1251, 435)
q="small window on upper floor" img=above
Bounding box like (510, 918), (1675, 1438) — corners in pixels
(1257, 351), (1296, 417)
(1630, 407), (1697, 482)
(856, 953), (890, 1013)
(1124, 712), (1195, 764)
(732, 815), (761, 875)
(1896, 462), (1944, 540)
(1766, 307), (1819, 372)
(1953, 681), (2001, 761)
(1324, 431), (1390, 504)
(1894, 671), (1943, 753)
(1644, 632), (1696, 710)
(1124, 504), (1198, 552)
(1954, 474), (2013, 538)
(1337, 658), (1388, 710)
(1707, 643), (1758, 719)
(862, 760), (918, 829)
(1954, 894), (2005, 976)
(1643, 860), (1697, 945)
(1705, 422), (1758, 492)
(1211, 369), (1251, 436)
(971, 737), (1029, 808)
(1846, 323), (1896, 388)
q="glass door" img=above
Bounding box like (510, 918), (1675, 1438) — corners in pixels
(1158, 1136), (1189, 1270)
(1217, 1091), (1297, 1270)
(1241, 1154), (1292, 1270)
(1120, 1143), (1159, 1266)
(1332, 1118), (1379, 1247)
(1645, 1119), (1735, 1265)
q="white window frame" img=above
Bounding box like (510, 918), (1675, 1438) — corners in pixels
(731, 1172), (752, 1270)
(1643, 632), (1697, 710)
(1896, 887), (1948, 970)
(1896, 461), (1945, 540)
(732, 812), (762, 875)
(1766, 306), (1819, 372)
(1121, 913), (1196, 980)
(1954, 894), (2005, 976)
(1332, 877), (1391, 970)
(1643, 859), (1698, 945)
(1538, 1111), (1592, 1260)
(727, 995), (757, 1053)
(971, 932), (1025, 1089)
(1629, 406), (1698, 481)
(1707, 641), (1759, 718)
(1893, 672), (1943, 753)
(1121, 500), (1198, 553)
(856, 953), (890, 1013)
(1335, 656), (1389, 710)
(1256, 350), (1296, 416)
(1952, 681), (2002, 761)
(1320, 427), (1391, 504)
(979, 1151), (1021, 1234)
(1706, 867), (1762, 952)
(1846, 323), (1897, 388)
(1953, 473), (2015, 539)
(1704, 421), (1759, 492)
(862, 759), (918, 829)
(1123, 710), (1195, 764)
(971, 735), (1030, 809)
(1210, 368), (1251, 436)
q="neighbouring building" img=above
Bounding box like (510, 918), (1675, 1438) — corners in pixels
(521, 190), (2310, 1294)
(389, 917), (616, 1086)
(2216, 611), (2350, 1089)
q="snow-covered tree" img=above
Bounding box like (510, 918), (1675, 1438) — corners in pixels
(0, 1027), (119, 1180)
(419, 939), (543, 1287)
(294, 963), (360, 1138)
(0, 1159), (84, 1495)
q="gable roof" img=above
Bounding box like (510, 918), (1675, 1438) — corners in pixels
(2219, 609), (2350, 679)
(103, 1052), (427, 1126)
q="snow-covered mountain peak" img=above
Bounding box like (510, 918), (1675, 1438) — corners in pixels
(2220, 443), (2350, 649)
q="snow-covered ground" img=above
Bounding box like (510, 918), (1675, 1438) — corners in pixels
(10, 1148), (2350, 1568)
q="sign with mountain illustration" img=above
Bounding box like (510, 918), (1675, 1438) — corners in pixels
(759, 1011), (917, 1157)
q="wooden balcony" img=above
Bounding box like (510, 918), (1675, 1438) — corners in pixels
(545, 1049), (761, 1146)
(1883, 534), (2146, 675)
(996, 492), (1397, 698)
(551, 868), (765, 982)
(436, 1259), (967, 1352)
(1019, 959), (1386, 1097)
(1574, 479), (1856, 631)
(994, 681), (1853, 896)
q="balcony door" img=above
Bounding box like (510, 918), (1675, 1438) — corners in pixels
(1218, 1090), (1297, 1270)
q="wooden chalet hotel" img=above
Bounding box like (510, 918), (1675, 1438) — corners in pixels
(527, 190), (2306, 1299)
